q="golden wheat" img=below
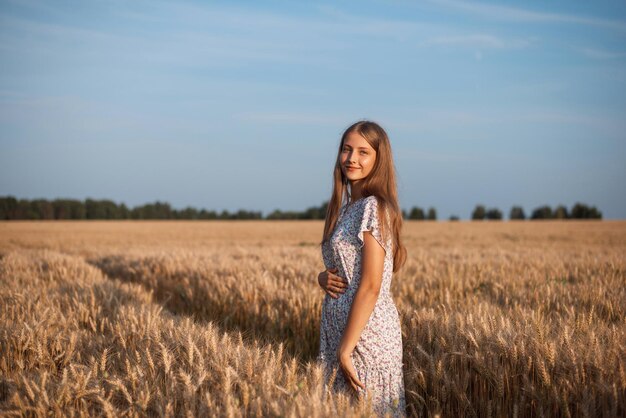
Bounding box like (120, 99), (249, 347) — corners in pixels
(0, 220), (624, 416)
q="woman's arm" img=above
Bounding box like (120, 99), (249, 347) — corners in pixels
(318, 267), (348, 298)
(336, 230), (385, 391)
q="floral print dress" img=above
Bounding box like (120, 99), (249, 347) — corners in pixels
(318, 195), (406, 417)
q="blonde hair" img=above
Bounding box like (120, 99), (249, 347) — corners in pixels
(321, 120), (407, 273)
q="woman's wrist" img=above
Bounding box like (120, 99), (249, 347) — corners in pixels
(337, 344), (354, 361)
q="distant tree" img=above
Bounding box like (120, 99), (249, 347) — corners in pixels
(31, 199), (54, 220)
(154, 201), (173, 219)
(0, 196), (18, 220)
(485, 208), (502, 220)
(449, 215), (459, 221)
(52, 199), (69, 219)
(588, 206), (602, 219)
(509, 206), (526, 220)
(11, 196), (599, 223)
(16, 199), (34, 219)
(320, 201), (329, 219)
(302, 202), (326, 219)
(178, 207), (199, 219)
(571, 202), (602, 219)
(471, 204), (486, 220)
(266, 210), (283, 220)
(554, 205), (569, 219)
(85, 198), (101, 219)
(198, 209), (218, 219)
(408, 206), (425, 220)
(119, 203), (130, 219)
(264, 201), (327, 220)
(103, 199), (123, 219)
(235, 209), (262, 219)
(531, 205), (553, 220)
(570, 203), (587, 219)
(86, 198), (122, 219)
(71, 200), (87, 219)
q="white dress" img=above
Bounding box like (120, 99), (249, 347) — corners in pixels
(318, 195), (406, 417)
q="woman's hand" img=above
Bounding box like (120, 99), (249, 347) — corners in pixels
(337, 349), (365, 393)
(318, 267), (348, 298)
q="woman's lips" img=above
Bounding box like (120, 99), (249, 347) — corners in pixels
(345, 167), (359, 171)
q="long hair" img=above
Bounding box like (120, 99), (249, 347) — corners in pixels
(321, 120), (407, 273)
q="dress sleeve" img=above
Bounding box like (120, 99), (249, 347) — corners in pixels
(357, 196), (391, 255)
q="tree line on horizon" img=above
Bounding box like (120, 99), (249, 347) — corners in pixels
(0, 196), (603, 221)
(467, 204), (602, 220)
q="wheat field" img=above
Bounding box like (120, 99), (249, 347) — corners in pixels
(0, 220), (624, 417)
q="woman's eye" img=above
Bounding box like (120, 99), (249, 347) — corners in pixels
(360, 151), (368, 155)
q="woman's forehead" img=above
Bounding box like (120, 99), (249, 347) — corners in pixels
(343, 131), (374, 149)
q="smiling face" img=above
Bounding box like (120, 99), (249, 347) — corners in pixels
(340, 131), (377, 183)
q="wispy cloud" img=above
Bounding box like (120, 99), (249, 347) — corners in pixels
(0, 13), (327, 66)
(429, 0), (626, 32)
(395, 149), (480, 163)
(579, 47), (626, 59)
(0, 2), (450, 71)
(147, 0), (443, 41)
(420, 33), (533, 49)
(234, 111), (349, 126)
(379, 106), (626, 141)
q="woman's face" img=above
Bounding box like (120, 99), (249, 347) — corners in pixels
(340, 131), (377, 183)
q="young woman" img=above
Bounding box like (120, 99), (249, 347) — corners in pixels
(317, 120), (407, 417)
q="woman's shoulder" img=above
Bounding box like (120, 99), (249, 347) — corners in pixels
(361, 195), (392, 230)
(361, 195), (382, 212)
(357, 195), (379, 208)
(356, 195), (383, 223)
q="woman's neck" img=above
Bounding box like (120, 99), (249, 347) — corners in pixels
(349, 180), (364, 201)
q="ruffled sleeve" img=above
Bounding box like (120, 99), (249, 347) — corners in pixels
(357, 196), (392, 255)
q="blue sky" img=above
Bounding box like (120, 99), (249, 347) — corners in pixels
(1, 0), (625, 219)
